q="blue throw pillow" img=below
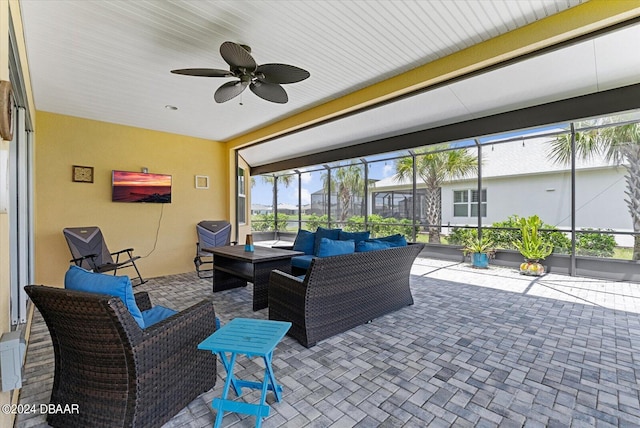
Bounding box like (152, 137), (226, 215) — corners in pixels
(374, 234), (408, 247)
(292, 229), (316, 255)
(141, 305), (177, 328)
(314, 227), (342, 255)
(316, 238), (355, 257)
(339, 230), (370, 243)
(356, 240), (394, 252)
(65, 265), (145, 329)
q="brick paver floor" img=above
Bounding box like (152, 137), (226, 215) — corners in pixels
(16, 257), (640, 427)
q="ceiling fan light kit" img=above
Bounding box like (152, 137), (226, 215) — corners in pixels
(171, 41), (310, 104)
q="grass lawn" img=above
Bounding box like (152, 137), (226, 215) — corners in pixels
(613, 247), (633, 260)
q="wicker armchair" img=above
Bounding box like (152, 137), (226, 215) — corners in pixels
(24, 285), (217, 428)
(269, 243), (424, 347)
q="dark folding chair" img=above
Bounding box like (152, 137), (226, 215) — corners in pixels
(63, 226), (146, 286)
(194, 220), (233, 278)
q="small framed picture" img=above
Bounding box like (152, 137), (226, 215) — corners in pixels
(195, 175), (209, 189)
(72, 165), (94, 183)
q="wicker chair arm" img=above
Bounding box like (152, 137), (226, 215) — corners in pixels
(134, 300), (216, 366)
(134, 291), (152, 311)
(269, 271), (306, 310)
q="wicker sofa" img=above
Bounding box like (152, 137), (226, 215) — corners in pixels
(24, 284), (217, 428)
(268, 243), (424, 347)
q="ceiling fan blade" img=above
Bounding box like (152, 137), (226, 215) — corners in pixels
(256, 63), (310, 84)
(250, 81), (288, 104)
(214, 81), (247, 103)
(220, 41), (256, 71)
(170, 68), (232, 77)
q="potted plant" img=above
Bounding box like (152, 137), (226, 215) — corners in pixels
(512, 215), (553, 276)
(463, 235), (495, 269)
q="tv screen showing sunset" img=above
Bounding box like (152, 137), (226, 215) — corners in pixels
(112, 170), (172, 203)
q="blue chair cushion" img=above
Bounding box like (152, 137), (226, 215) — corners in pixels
(316, 238), (355, 257)
(314, 227), (342, 255)
(355, 240), (394, 252)
(292, 229), (316, 255)
(141, 305), (177, 328)
(373, 234), (408, 247)
(339, 230), (370, 243)
(291, 255), (315, 270)
(65, 265), (145, 329)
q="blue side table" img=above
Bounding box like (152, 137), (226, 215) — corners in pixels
(198, 318), (291, 428)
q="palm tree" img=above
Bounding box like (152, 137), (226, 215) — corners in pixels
(335, 163), (364, 222)
(395, 148), (478, 243)
(549, 121), (640, 259)
(261, 174), (294, 230)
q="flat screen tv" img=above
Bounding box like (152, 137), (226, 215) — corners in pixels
(112, 170), (172, 203)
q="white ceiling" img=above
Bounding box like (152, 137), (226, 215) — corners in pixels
(20, 0), (587, 147)
(239, 22), (640, 167)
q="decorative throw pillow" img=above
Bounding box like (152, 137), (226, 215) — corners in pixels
(314, 227), (342, 255)
(65, 265), (145, 328)
(316, 237), (355, 257)
(355, 240), (393, 252)
(292, 229), (316, 255)
(339, 230), (370, 244)
(374, 234), (408, 247)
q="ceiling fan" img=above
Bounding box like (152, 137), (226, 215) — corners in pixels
(171, 41), (310, 104)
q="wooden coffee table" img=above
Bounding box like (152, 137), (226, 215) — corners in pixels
(202, 245), (303, 311)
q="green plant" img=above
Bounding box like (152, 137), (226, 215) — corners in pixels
(448, 226), (475, 245)
(250, 213), (291, 232)
(576, 228), (616, 257)
(462, 235), (495, 256)
(512, 215), (553, 260)
(484, 215), (571, 253)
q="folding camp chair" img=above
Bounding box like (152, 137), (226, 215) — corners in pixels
(194, 220), (233, 278)
(63, 226), (146, 286)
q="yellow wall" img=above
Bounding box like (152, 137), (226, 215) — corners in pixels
(35, 112), (228, 286)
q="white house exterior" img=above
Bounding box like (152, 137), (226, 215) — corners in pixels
(371, 137), (631, 244)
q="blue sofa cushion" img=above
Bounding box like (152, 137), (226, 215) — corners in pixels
(316, 238), (355, 257)
(292, 229), (316, 255)
(65, 265), (145, 329)
(291, 255), (315, 270)
(355, 240), (394, 252)
(339, 230), (370, 244)
(314, 227), (342, 255)
(142, 305), (177, 328)
(374, 234), (408, 247)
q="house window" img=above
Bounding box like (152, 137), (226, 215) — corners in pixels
(454, 189), (486, 217)
(238, 167), (246, 224)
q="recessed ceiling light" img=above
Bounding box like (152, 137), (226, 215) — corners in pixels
(165, 105), (178, 110)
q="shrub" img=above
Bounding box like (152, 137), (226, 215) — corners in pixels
(251, 213), (291, 231)
(304, 214), (329, 231)
(367, 215), (417, 238)
(484, 214), (570, 253)
(448, 227), (475, 245)
(302, 214), (417, 238)
(576, 228), (616, 257)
